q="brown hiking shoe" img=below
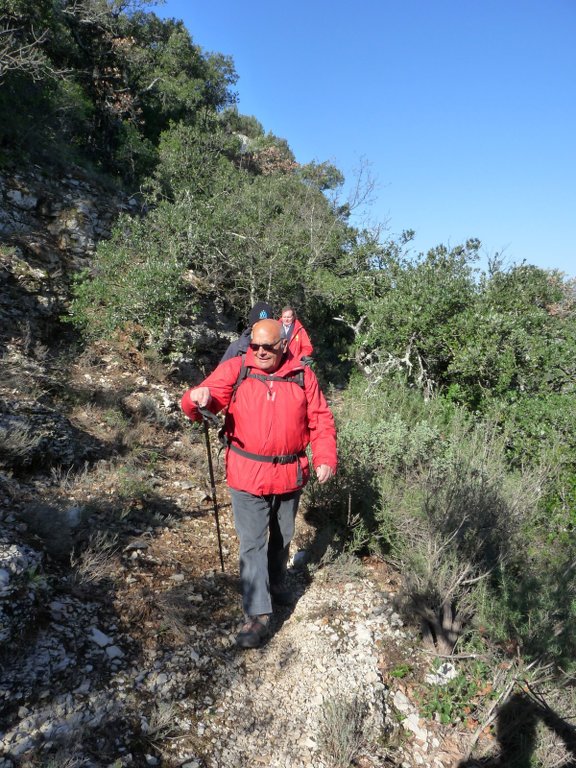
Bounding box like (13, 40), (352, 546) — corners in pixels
(236, 615), (270, 649)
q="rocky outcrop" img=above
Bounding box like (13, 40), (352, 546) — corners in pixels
(0, 168), (140, 350)
(0, 167), (134, 658)
(0, 170), (138, 262)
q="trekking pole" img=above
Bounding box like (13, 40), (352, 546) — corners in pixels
(198, 406), (225, 572)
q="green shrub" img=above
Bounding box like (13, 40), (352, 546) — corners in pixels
(324, 376), (576, 669)
(481, 554), (576, 673)
(418, 659), (496, 726)
(311, 376), (459, 546)
(66, 212), (196, 351)
(497, 392), (576, 469)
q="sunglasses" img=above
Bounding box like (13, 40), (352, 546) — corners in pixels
(249, 339), (283, 353)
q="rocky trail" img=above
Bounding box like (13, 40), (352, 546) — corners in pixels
(0, 372), (477, 767)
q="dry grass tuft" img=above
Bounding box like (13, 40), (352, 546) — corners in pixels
(145, 700), (182, 743)
(155, 586), (197, 643)
(70, 530), (119, 587)
(317, 547), (365, 584)
(0, 423), (43, 462)
(318, 695), (367, 768)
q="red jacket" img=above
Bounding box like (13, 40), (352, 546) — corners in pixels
(279, 318), (313, 360)
(181, 350), (337, 496)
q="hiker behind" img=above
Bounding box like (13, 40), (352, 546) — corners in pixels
(279, 305), (313, 363)
(181, 319), (337, 649)
(220, 301), (274, 363)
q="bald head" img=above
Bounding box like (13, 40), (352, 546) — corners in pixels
(250, 319), (287, 372)
(252, 319), (282, 339)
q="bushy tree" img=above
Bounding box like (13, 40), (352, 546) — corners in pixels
(67, 115), (354, 351)
(0, 1), (238, 180)
(67, 212), (194, 348)
(338, 238), (481, 396)
(123, 14), (237, 142)
(447, 265), (570, 407)
(137, 120), (351, 318)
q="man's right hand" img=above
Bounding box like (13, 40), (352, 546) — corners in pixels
(188, 386), (211, 408)
(315, 465), (334, 484)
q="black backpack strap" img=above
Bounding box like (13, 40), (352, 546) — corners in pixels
(292, 370), (305, 387)
(221, 435), (305, 485)
(231, 354), (250, 402)
(231, 357), (306, 402)
(241, 369), (305, 389)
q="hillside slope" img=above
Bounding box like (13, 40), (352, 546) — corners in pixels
(0, 168), (481, 767)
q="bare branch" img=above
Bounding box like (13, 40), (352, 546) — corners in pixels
(0, 24), (69, 82)
(141, 76), (161, 93)
(333, 315), (366, 336)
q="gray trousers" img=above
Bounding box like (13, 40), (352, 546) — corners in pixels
(229, 488), (301, 617)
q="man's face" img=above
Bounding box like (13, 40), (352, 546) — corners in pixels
(281, 310), (294, 327)
(250, 322), (286, 372)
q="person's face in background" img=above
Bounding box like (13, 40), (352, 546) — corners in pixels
(281, 310), (294, 328)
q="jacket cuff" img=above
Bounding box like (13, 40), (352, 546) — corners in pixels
(181, 391), (202, 422)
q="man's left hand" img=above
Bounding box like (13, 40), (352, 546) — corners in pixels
(316, 465), (334, 484)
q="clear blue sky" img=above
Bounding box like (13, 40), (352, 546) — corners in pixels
(154, 0), (575, 278)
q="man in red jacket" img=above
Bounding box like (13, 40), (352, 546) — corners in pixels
(181, 319), (337, 648)
(279, 306), (313, 362)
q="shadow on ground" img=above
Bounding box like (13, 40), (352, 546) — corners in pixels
(458, 692), (576, 768)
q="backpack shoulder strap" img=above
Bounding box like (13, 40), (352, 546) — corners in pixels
(231, 354), (249, 402)
(285, 369), (305, 387)
(247, 369), (305, 388)
(232, 356), (306, 400)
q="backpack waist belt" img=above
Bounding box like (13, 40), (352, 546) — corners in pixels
(227, 442), (304, 464)
(224, 438), (305, 484)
